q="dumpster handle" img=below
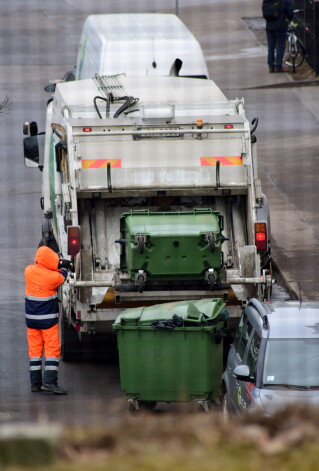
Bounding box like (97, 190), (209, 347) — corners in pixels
(211, 330), (227, 345)
(120, 318), (139, 326)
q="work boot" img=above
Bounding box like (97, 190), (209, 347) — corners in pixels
(274, 66), (288, 73)
(31, 383), (42, 392)
(41, 383), (67, 395)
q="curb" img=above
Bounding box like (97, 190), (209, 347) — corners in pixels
(243, 79), (319, 90)
(272, 260), (300, 301)
(0, 423), (62, 467)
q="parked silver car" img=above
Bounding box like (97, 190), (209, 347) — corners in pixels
(222, 299), (319, 416)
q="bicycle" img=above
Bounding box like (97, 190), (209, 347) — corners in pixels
(284, 9), (306, 73)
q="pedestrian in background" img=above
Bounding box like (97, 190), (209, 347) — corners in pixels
(262, 0), (294, 72)
(24, 246), (71, 394)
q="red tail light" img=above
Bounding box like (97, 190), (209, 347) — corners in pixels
(255, 222), (267, 252)
(67, 226), (81, 256)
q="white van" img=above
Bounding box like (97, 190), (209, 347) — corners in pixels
(74, 13), (209, 80)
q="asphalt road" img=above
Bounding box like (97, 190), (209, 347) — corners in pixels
(0, 0), (223, 425)
(0, 0), (309, 424)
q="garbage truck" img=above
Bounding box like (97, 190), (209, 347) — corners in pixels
(23, 74), (271, 358)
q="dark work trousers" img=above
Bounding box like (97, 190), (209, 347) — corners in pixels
(266, 30), (287, 69)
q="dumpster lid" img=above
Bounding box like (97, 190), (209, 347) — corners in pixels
(121, 209), (221, 236)
(113, 298), (227, 327)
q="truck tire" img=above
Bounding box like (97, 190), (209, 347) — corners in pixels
(60, 316), (82, 362)
(83, 333), (119, 362)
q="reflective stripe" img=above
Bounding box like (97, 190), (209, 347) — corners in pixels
(82, 158), (122, 169)
(45, 357), (60, 362)
(30, 365), (42, 371)
(44, 365), (59, 371)
(200, 156), (243, 166)
(26, 294), (57, 301)
(26, 313), (58, 320)
(30, 357), (42, 362)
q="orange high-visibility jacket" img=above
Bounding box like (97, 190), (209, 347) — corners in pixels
(25, 246), (67, 329)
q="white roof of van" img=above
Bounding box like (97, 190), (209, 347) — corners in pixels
(85, 13), (201, 41)
(78, 13), (209, 78)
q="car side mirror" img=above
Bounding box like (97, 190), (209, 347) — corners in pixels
(44, 83), (57, 94)
(23, 121), (38, 136)
(233, 364), (253, 382)
(44, 79), (65, 94)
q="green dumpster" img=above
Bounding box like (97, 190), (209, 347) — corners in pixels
(113, 298), (228, 411)
(119, 209), (224, 282)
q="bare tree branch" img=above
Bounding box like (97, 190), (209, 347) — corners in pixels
(0, 96), (11, 115)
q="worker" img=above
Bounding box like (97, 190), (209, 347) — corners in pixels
(24, 246), (72, 394)
(263, 0), (294, 73)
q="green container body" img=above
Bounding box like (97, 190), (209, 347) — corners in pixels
(120, 209), (223, 281)
(113, 299), (228, 402)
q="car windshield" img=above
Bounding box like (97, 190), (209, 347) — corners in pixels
(263, 339), (319, 388)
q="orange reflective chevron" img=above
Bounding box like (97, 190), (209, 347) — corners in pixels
(82, 159), (122, 169)
(200, 156), (242, 166)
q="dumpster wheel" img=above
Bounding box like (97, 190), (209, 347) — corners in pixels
(196, 400), (212, 413)
(128, 398), (157, 413)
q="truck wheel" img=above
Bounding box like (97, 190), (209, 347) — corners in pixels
(83, 333), (119, 362)
(60, 317), (82, 361)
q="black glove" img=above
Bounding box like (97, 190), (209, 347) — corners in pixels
(58, 259), (73, 271)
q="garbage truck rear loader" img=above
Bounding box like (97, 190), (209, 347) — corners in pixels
(23, 74), (271, 358)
